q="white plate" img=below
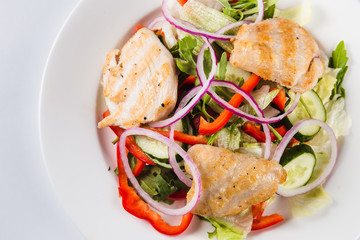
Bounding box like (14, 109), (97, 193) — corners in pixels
(39, 0), (360, 239)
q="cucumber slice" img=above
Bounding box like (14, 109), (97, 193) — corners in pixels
(284, 90), (326, 142)
(135, 120), (184, 159)
(280, 144), (316, 189)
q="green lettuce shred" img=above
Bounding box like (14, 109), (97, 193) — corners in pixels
(274, 0), (312, 26)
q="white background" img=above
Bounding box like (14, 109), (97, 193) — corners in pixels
(1, 0), (360, 240)
(0, 1), (85, 239)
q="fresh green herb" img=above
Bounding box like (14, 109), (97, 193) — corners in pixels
(174, 36), (214, 78)
(137, 165), (189, 204)
(176, 36), (198, 76)
(329, 41), (349, 99)
(217, 0), (278, 20)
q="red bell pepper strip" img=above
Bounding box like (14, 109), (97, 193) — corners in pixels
(251, 213), (284, 231)
(144, 127), (208, 145)
(177, 0), (188, 6)
(116, 142), (193, 235)
(132, 160), (146, 176)
(199, 73), (261, 135)
(252, 201), (267, 220)
(242, 122), (288, 142)
(103, 111), (155, 165)
(167, 189), (188, 200)
(271, 88), (286, 111)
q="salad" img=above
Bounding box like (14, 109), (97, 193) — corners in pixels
(98, 0), (351, 239)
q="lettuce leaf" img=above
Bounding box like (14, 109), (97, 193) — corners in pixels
(314, 67), (338, 104)
(211, 122), (242, 151)
(288, 185), (332, 217)
(274, 0), (312, 26)
(205, 208), (253, 240)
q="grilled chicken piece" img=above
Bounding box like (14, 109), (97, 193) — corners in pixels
(98, 28), (177, 129)
(230, 18), (324, 93)
(186, 145), (286, 218)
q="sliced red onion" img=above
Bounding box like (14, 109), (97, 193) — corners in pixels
(255, 0), (264, 23)
(208, 80), (301, 124)
(147, 16), (166, 30)
(168, 122), (193, 187)
(162, 0), (234, 41)
(207, 81), (271, 159)
(119, 127), (202, 215)
(148, 38), (216, 128)
(273, 119), (338, 197)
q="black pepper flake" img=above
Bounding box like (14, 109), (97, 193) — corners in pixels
(161, 103), (165, 107)
(157, 83), (160, 86)
(254, 167), (256, 169)
(246, 173), (248, 175)
(125, 88), (127, 90)
(296, 37), (299, 39)
(124, 95), (126, 97)
(120, 73), (124, 78)
(218, 197), (222, 200)
(144, 117), (147, 120)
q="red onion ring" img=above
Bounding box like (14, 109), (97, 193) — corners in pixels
(273, 119), (338, 197)
(168, 122), (193, 187)
(119, 127), (202, 215)
(162, 0), (234, 41)
(147, 16), (166, 30)
(255, 0), (264, 23)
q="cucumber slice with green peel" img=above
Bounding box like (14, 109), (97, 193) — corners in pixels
(135, 120), (185, 160)
(284, 90), (326, 142)
(280, 144), (317, 189)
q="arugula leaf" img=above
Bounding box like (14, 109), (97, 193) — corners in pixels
(328, 41), (349, 99)
(218, 0), (277, 20)
(175, 36), (198, 76)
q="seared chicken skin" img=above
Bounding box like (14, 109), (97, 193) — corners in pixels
(230, 18), (324, 93)
(98, 28), (178, 129)
(186, 145), (286, 218)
